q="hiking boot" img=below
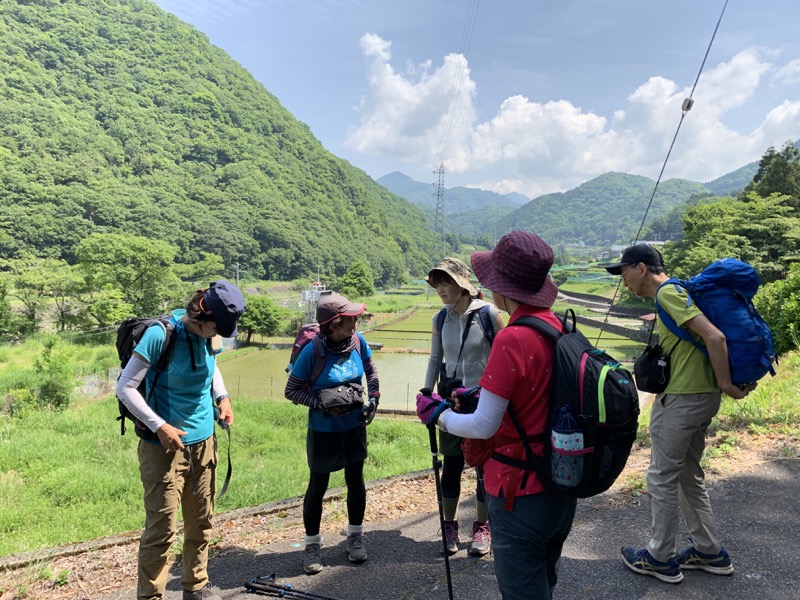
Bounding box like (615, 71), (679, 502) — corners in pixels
(440, 520), (459, 556)
(468, 521), (491, 557)
(621, 546), (684, 584)
(303, 543), (323, 574)
(677, 546), (734, 575)
(182, 584), (222, 600)
(346, 533), (368, 563)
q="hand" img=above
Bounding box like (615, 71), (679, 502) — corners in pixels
(156, 423), (187, 452)
(723, 382), (758, 400)
(217, 397), (234, 425)
(416, 390), (449, 425)
(452, 386), (480, 414)
(361, 397), (378, 426)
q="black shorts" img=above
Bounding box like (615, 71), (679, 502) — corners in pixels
(306, 426), (368, 473)
(439, 430), (464, 457)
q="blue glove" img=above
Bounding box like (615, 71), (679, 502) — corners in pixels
(416, 391), (449, 425)
(361, 397), (378, 425)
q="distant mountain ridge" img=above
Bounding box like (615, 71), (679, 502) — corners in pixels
(376, 151), (795, 247)
(376, 172), (526, 214)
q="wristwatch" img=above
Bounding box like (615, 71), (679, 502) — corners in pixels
(215, 394), (231, 406)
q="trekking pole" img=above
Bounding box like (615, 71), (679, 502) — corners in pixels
(420, 389), (454, 600)
(246, 575), (347, 600)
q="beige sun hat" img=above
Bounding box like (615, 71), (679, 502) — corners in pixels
(425, 257), (478, 296)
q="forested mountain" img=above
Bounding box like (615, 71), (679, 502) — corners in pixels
(0, 0), (432, 285)
(492, 173), (711, 247)
(704, 163), (758, 196)
(381, 170), (711, 246)
(376, 171), (525, 214)
(704, 140), (800, 196)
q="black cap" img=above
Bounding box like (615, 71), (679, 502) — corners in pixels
(604, 244), (664, 275)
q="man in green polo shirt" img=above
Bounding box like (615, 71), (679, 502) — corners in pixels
(605, 244), (756, 584)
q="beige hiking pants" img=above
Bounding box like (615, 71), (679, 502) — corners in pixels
(137, 436), (217, 600)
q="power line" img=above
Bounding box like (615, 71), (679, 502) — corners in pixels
(598, 0), (730, 341)
(431, 0), (481, 261)
(436, 0), (480, 166)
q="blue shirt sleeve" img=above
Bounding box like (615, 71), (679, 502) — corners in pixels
(135, 323), (167, 365)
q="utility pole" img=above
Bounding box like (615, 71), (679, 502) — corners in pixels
(431, 163), (445, 264)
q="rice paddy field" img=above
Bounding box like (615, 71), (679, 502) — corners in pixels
(219, 299), (648, 412)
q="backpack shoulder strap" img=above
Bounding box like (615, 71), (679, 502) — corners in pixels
(434, 308), (447, 335)
(152, 317), (177, 373)
(513, 315), (561, 342)
(512, 306), (576, 341)
(308, 334), (328, 386)
(655, 281), (705, 351)
(476, 305), (496, 346)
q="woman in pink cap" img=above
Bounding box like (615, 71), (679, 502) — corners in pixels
(417, 231), (577, 600)
(285, 292), (380, 575)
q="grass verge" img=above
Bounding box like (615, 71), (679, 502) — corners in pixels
(0, 396), (429, 557)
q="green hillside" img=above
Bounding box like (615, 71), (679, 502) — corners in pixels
(0, 0), (432, 285)
(497, 172), (712, 246)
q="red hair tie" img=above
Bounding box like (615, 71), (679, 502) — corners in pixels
(198, 295), (214, 315)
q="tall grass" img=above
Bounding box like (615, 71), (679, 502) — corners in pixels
(0, 394), (430, 557)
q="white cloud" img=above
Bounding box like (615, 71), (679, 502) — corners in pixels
(774, 59), (800, 86)
(347, 40), (800, 198)
(344, 34), (477, 167)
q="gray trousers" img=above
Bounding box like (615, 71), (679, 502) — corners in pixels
(488, 491), (577, 600)
(647, 392), (723, 562)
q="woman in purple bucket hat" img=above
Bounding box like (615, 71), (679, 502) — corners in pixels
(416, 231), (577, 600)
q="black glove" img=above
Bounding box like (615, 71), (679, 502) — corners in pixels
(361, 397), (378, 425)
(452, 386), (480, 414)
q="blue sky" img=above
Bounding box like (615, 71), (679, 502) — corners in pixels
(151, 0), (800, 198)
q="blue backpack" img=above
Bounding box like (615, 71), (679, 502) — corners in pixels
(655, 258), (777, 387)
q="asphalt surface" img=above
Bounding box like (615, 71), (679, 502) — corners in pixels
(101, 457), (800, 600)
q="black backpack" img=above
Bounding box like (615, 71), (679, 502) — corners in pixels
(115, 316), (177, 440)
(494, 309), (640, 499)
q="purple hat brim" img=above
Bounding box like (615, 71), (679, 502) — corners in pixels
(471, 250), (558, 308)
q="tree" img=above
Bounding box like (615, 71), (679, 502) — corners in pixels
(666, 193), (800, 283)
(744, 142), (800, 211)
(172, 252), (225, 285)
(0, 279), (15, 341)
(755, 263), (800, 355)
(237, 294), (284, 343)
(6, 256), (72, 335)
(75, 233), (181, 316)
(338, 260), (374, 298)
(79, 284), (134, 328)
(35, 336), (74, 411)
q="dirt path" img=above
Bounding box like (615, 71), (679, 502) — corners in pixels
(2, 429), (796, 600)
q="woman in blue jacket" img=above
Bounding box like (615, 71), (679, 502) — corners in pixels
(285, 292), (380, 575)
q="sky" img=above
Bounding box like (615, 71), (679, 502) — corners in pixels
(150, 0), (800, 199)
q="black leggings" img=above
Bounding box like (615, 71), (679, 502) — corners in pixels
(441, 454), (485, 502)
(303, 461), (366, 536)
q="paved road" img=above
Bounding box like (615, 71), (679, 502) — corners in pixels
(101, 456), (800, 600)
